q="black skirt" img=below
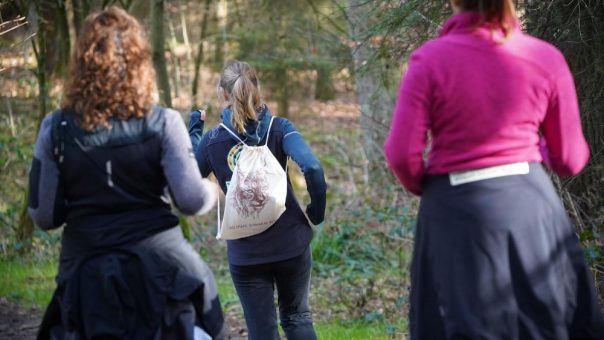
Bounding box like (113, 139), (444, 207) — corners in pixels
(410, 163), (604, 340)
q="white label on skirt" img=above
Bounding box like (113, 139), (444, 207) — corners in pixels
(449, 162), (530, 186)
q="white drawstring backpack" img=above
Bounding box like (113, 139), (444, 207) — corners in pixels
(216, 116), (287, 240)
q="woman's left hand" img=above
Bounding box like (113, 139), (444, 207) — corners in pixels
(195, 109), (207, 121)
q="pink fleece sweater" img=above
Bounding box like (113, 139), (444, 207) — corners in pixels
(384, 12), (589, 195)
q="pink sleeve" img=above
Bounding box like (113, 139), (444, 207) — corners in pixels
(541, 55), (589, 176)
(384, 52), (431, 195)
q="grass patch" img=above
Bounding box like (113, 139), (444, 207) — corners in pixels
(216, 276), (240, 309)
(315, 320), (406, 339)
(0, 258), (409, 338)
(0, 259), (57, 308)
(0, 258), (240, 311)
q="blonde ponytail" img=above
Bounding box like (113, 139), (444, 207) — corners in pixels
(219, 60), (262, 134)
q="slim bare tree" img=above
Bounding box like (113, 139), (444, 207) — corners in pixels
(191, 0), (212, 109)
(346, 0), (396, 179)
(16, 0), (50, 247)
(150, 0), (172, 107)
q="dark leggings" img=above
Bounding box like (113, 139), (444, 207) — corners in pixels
(229, 247), (317, 340)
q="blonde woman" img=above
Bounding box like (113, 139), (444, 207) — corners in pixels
(189, 60), (326, 340)
(28, 7), (224, 339)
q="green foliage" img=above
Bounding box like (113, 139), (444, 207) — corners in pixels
(290, 121), (416, 329)
(227, 0), (351, 113)
(310, 194), (415, 327)
(524, 1), (604, 222)
(0, 259), (57, 307)
(0, 116), (36, 248)
(315, 66), (336, 101)
(524, 0), (604, 302)
(351, 0), (450, 79)
(312, 204), (414, 276)
(216, 277), (239, 309)
(0, 1), (424, 335)
(315, 319), (406, 339)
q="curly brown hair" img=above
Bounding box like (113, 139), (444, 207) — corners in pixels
(61, 6), (157, 131)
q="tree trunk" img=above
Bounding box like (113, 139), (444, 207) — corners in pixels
(191, 0), (212, 109)
(71, 0), (86, 36)
(66, 0), (77, 53)
(315, 65), (336, 101)
(150, 0), (172, 107)
(167, 13), (181, 99)
(231, 0), (244, 29)
(17, 0), (50, 249)
(275, 66), (289, 117)
(55, 0), (71, 77)
(178, 0), (192, 62)
(150, 0), (192, 235)
(346, 0), (396, 180)
(214, 0), (227, 67)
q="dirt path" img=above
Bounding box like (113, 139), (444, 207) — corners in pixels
(0, 296), (247, 340)
(0, 298), (40, 340)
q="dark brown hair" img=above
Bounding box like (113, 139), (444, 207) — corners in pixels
(61, 6), (157, 131)
(459, 0), (517, 36)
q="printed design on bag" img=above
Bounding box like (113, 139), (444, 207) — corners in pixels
(232, 166), (270, 218)
(227, 143), (244, 171)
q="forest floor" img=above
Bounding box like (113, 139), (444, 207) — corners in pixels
(0, 95), (380, 339)
(0, 297), (40, 339)
(0, 296), (248, 340)
(0, 63), (411, 339)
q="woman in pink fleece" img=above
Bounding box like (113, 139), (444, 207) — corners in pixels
(384, 0), (604, 338)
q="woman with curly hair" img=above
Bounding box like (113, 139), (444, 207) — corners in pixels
(28, 7), (224, 339)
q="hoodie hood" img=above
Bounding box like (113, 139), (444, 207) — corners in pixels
(220, 105), (273, 145)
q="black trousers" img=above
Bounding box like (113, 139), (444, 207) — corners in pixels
(229, 247), (317, 340)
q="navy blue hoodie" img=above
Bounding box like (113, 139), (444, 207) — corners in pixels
(189, 106), (327, 265)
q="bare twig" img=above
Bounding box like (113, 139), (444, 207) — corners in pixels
(333, 137), (358, 195)
(0, 32), (35, 53)
(167, 12), (182, 98)
(178, 0), (192, 63)
(0, 16), (26, 28)
(0, 213), (12, 228)
(0, 19), (28, 37)
(381, 232), (414, 244)
(305, 0), (347, 34)
(358, 141), (369, 185)
(4, 97), (16, 137)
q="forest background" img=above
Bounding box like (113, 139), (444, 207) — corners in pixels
(0, 0), (602, 338)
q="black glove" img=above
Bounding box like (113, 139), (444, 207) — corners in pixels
(306, 202), (324, 225)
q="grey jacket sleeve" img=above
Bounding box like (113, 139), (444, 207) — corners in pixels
(28, 115), (66, 230)
(161, 109), (216, 215)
